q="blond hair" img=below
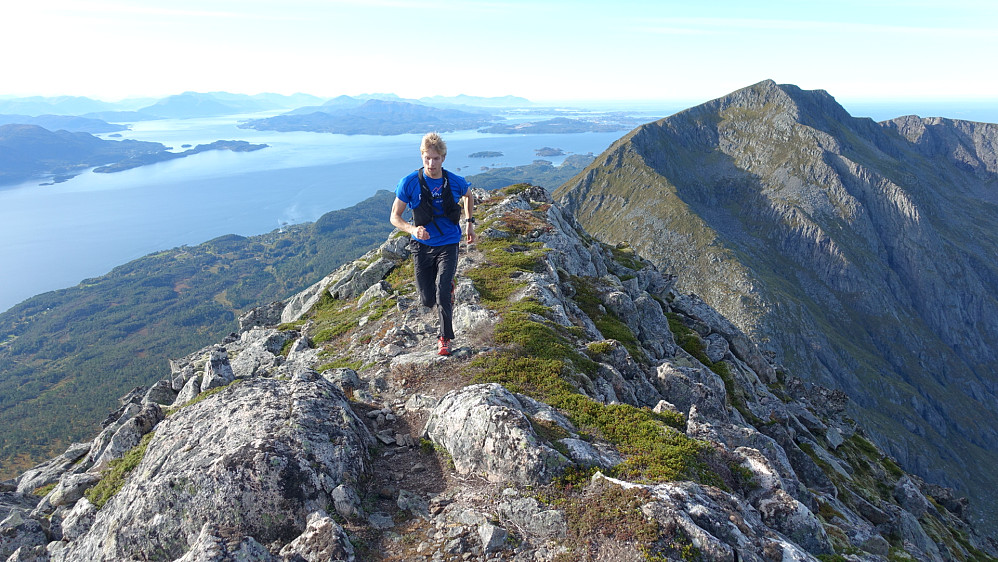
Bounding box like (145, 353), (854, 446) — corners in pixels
(420, 132), (447, 157)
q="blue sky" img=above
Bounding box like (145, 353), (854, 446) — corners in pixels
(3, 0), (997, 104)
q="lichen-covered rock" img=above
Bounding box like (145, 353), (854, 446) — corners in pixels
(424, 384), (571, 486)
(59, 497), (96, 541)
(15, 443), (90, 495)
(172, 523), (277, 562)
(0, 510), (47, 561)
(141, 379), (177, 406)
(200, 346), (234, 391)
(278, 510), (355, 562)
(49, 376), (371, 561)
(87, 403), (163, 473)
(496, 491), (567, 541)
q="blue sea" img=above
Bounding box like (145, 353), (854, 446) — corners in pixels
(0, 112), (649, 313)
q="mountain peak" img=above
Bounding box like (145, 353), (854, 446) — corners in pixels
(555, 82), (998, 535)
(5, 184), (992, 560)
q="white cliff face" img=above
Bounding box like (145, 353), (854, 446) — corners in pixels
(3, 185), (990, 561)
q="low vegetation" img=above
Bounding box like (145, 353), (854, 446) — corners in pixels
(84, 431), (155, 509)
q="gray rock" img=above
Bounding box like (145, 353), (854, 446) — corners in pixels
(368, 512), (394, 530)
(321, 368), (362, 393)
(404, 393), (439, 412)
(557, 438), (622, 470)
(142, 379), (177, 406)
(279, 511), (355, 562)
(88, 403), (163, 473)
(59, 497), (97, 541)
(0, 494), (38, 522)
(15, 443), (90, 495)
(398, 489), (429, 519)
(173, 523), (277, 562)
(496, 495), (566, 540)
(424, 384), (571, 486)
(172, 371), (202, 407)
(45, 473), (99, 508)
(478, 522), (508, 553)
(200, 347), (234, 392)
(330, 484), (363, 520)
(0, 511), (47, 561)
(5, 544), (50, 562)
(238, 301), (286, 332)
(50, 377), (371, 561)
(894, 475), (931, 519)
(358, 280), (391, 308)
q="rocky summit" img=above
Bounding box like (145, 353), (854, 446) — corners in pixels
(554, 79), (998, 531)
(2, 185), (995, 561)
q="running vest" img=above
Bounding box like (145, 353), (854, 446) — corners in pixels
(413, 168), (462, 235)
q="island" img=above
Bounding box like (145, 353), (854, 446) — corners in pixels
(478, 116), (641, 134)
(468, 151), (504, 158)
(0, 124), (166, 185)
(534, 147), (564, 157)
(466, 153), (596, 190)
(239, 99), (494, 136)
(93, 140), (268, 173)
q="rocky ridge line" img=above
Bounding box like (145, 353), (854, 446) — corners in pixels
(1, 185), (993, 561)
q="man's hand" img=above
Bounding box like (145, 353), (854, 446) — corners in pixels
(414, 225), (430, 240)
(466, 224), (476, 245)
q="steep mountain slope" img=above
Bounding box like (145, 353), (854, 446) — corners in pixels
(553, 80), (998, 530)
(2, 186), (993, 561)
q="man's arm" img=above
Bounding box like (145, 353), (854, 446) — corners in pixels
(462, 192), (476, 244)
(390, 197), (429, 240)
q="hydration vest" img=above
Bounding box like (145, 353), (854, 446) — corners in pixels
(413, 168), (462, 236)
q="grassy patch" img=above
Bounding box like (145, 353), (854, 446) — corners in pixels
(470, 314), (709, 484)
(84, 431), (155, 509)
(32, 483), (57, 497)
(316, 358), (368, 372)
(464, 239), (547, 307)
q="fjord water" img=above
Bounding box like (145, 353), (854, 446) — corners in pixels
(0, 114), (627, 313)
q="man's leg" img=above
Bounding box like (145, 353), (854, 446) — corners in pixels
(413, 242), (438, 308)
(435, 243), (459, 341)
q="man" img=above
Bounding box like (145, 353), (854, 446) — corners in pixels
(390, 132), (476, 356)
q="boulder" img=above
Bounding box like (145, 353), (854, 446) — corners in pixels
(424, 384), (572, 486)
(48, 377), (371, 561)
(278, 511), (355, 562)
(0, 510), (47, 561)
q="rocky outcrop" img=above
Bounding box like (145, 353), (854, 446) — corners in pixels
(6, 185), (994, 561)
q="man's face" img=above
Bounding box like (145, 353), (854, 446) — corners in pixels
(422, 148), (445, 178)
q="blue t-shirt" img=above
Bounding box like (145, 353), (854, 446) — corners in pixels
(396, 168), (470, 246)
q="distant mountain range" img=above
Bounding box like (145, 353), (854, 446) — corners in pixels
(555, 79), (998, 530)
(238, 99), (495, 135)
(0, 114), (127, 134)
(0, 92), (641, 138)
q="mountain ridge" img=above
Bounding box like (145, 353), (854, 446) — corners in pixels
(554, 79), (998, 530)
(2, 184), (992, 561)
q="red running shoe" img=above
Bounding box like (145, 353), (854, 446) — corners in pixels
(438, 337), (451, 356)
